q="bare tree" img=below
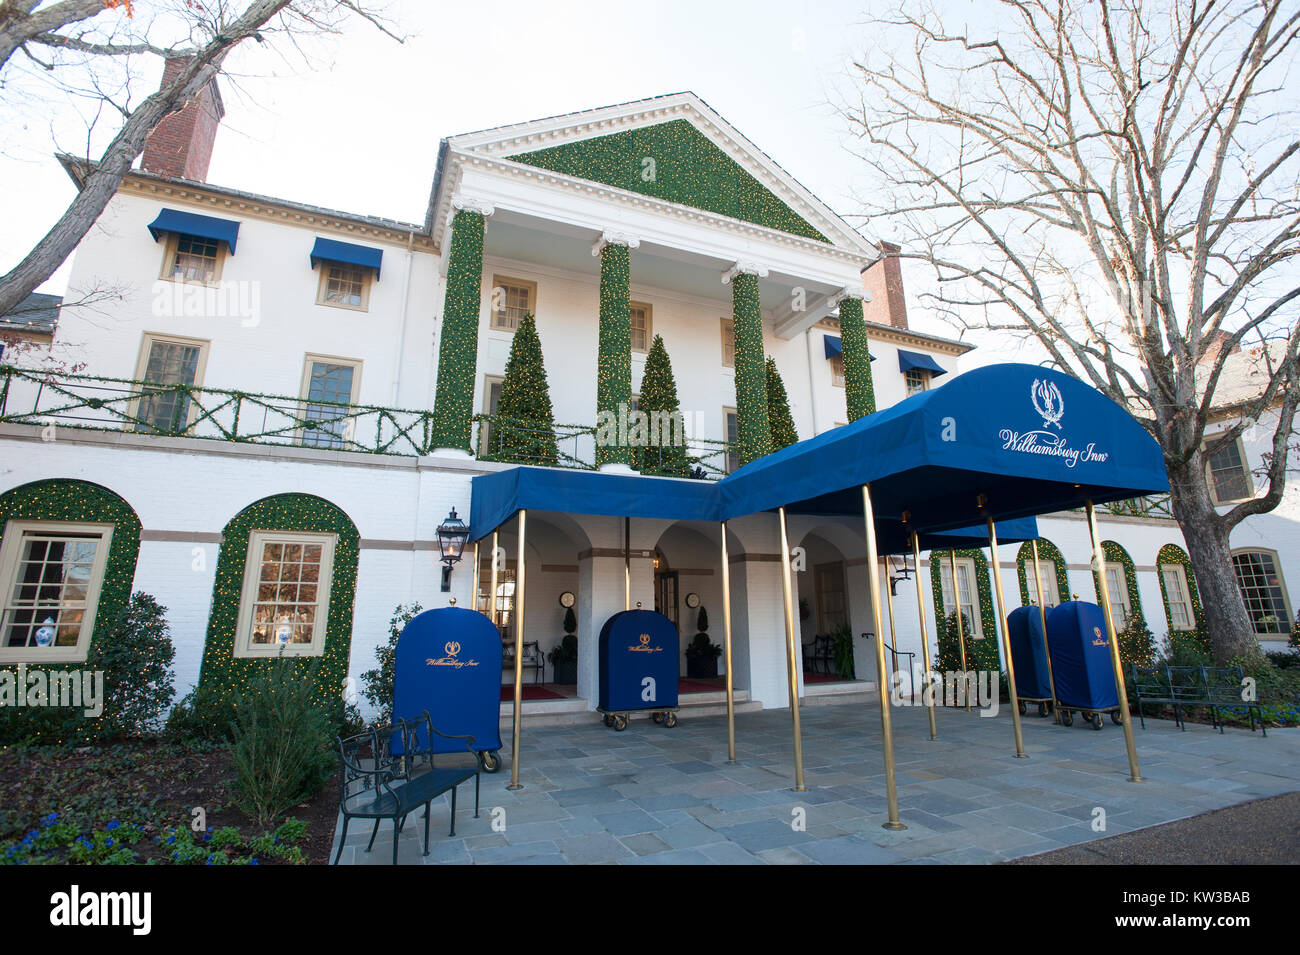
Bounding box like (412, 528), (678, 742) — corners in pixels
(0, 0), (401, 319)
(840, 0), (1300, 662)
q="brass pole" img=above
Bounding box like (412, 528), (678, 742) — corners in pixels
(489, 530), (500, 628)
(911, 532), (938, 741)
(1030, 539), (1060, 721)
(987, 516), (1027, 758)
(720, 521), (736, 763)
(948, 548), (970, 711)
(471, 541), (481, 614)
(1086, 501), (1144, 782)
(624, 516), (631, 612)
(863, 485), (905, 830)
(777, 507), (807, 791)
(508, 510), (527, 791)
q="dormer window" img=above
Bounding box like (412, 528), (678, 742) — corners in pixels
(147, 208), (240, 288)
(310, 238), (383, 313)
(171, 234), (222, 284)
(898, 349), (947, 396)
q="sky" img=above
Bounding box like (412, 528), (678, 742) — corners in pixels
(0, 0), (1028, 363)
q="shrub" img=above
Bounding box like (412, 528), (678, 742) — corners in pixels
(0, 591), (176, 746)
(548, 633), (578, 667)
(1115, 611), (1155, 671)
(360, 603), (421, 725)
(830, 624), (855, 679)
(165, 681), (240, 743)
(228, 657), (336, 830)
(685, 633), (721, 660)
(695, 605), (709, 636)
(936, 610), (1000, 674)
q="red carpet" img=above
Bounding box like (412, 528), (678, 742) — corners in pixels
(678, 679), (724, 694)
(802, 672), (853, 684)
(500, 685), (566, 701)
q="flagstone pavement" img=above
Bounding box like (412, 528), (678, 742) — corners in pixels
(330, 700), (1300, 865)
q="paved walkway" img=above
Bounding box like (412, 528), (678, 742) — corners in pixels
(331, 701), (1300, 865)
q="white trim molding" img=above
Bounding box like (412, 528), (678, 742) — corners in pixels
(591, 231), (641, 256)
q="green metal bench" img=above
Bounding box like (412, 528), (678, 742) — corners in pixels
(333, 710), (480, 865)
(1130, 664), (1266, 736)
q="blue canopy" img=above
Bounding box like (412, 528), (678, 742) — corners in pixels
(310, 237), (383, 278)
(717, 362), (1168, 532)
(147, 208), (240, 253)
(898, 349), (947, 376)
(468, 466), (717, 542)
(823, 335), (874, 361)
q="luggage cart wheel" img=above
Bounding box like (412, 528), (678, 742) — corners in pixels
(1037, 702), (1049, 718)
(613, 714), (628, 732)
(664, 712), (678, 728)
(1091, 713), (1103, 730)
(1061, 709), (1074, 727)
(652, 712), (664, 724)
(603, 714), (615, 727)
(1110, 711), (1123, 725)
(480, 751), (501, 773)
(1017, 700), (1026, 716)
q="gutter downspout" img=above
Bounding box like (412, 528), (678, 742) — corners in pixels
(804, 326), (821, 436)
(391, 230), (416, 407)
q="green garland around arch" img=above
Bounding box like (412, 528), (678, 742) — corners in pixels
(0, 479), (142, 745)
(1156, 543), (1210, 658)
(929, 549), (1001, 674)
(197, 493), (359, 714)
(1015, 539), (1070, 606)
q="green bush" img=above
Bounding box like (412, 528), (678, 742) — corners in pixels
(1116, 611), (1155, 671)
(0, 591), (176, 746)
(360, 603), (422, 726)
(165, 681), (239, 743)
(228, 657), (336, 829)
(831, 624), (855, 679)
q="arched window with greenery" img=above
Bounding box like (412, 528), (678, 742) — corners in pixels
(929, 548), (1000, 672)
(1156, 543), (1206, 655)
(198, 493), (359, 712)
(1015, 538), (1070, 609)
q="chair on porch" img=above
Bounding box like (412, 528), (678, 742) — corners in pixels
(502, 639), (546, 684)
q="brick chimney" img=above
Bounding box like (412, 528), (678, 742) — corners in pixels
(861, 242), (909, 329)
(141, 57), (225, 181)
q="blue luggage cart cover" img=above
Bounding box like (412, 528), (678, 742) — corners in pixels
(1007, 606), (1053, 700)
(394, 606), (503, 754)
(598, 609), (680, 712)
(1047, 601), (1119, 710)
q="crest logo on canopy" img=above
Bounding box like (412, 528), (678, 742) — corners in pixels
(1031, 379), (1065, 429)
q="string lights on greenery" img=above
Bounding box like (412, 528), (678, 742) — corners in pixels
(509, 119), (828, 242)
(197, 493), (359, 713)
(765, 356), (799, 451)
(489, 312), (558, 465)
(0, 480), (141, 746)
(430, 209), (486, 452)
(1014, 538), (1070, 606)
(839, 296), (876, 420)
(1155, 542), (1209, 657)
(732, 271), (771, 466)
(1090, 540), (1153, 670)
(929, 549), (1000, 673)
(596, 242), (633, 468)
(636, 333), (688, 475)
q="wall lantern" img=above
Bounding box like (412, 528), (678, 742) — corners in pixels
(437, 507), (470, 592)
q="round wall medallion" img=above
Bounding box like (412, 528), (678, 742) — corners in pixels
(559, 591), (576, 608)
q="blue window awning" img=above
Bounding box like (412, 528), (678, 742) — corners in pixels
(898, 349), (947, 377)
(310, 237), (383, 279)
(147, 208), (240, 254)
(822, 335), (874, 361)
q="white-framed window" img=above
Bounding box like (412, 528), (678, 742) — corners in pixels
(316, 262), (372, 311)
(1206, 436), (1254, 505)
(1160, 563), (1194, 631)
(939, 558), (984, 639)
(1103, 562), (1133, 628)
(721, 318), (735, 368)
(724, 406), (739, 474)
(829, 354), (845, 388)
(491, 276), (536, 332)
(630, 302), (652, 354)
(234, 531), (336, 657)
(299, 356), (361, 449)
(1232, 549), (1292, 637)
(133, 332), (209, 433)
(479, 374), (504, 456)
(905, 368), (930, 396)
(1029, 559), (1061, 608)
(162, 233), (225, 286)
(0, 521), (114, 663)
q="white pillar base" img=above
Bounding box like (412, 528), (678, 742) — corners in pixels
(598, 462), (639, 475)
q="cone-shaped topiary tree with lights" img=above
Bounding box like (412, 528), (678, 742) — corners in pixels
(766, 356), (799, 451)
(490, 312), (558, 465)
(635, 334), (689, 475)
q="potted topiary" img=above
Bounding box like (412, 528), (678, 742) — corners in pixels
(549, 607), (578, 684)
(685, 606), (722, 678)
